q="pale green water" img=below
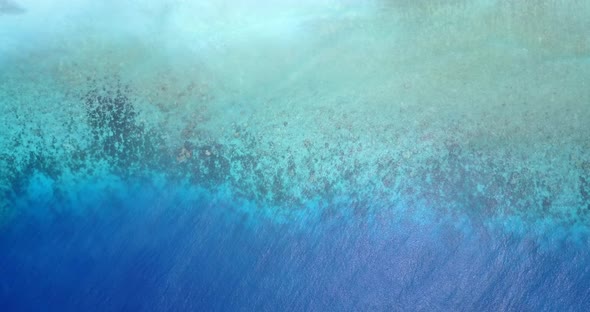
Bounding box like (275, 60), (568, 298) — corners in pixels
(1, 0), (590, 237)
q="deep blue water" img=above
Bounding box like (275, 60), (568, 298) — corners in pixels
(2, 1), (590, 310)
(2, 180), (590, 311)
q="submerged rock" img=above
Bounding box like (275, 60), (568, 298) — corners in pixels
(0, 0), (25, 15)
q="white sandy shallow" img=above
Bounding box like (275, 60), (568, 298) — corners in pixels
(1, 0), (590, 238)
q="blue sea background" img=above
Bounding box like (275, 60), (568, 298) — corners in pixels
(3, 178), (590, 311)
(2, 1), (590, 311)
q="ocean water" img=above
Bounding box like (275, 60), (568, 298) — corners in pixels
(1, 1), (590, 311)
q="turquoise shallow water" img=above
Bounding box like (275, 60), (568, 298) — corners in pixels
(1, 0), (590, 310)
